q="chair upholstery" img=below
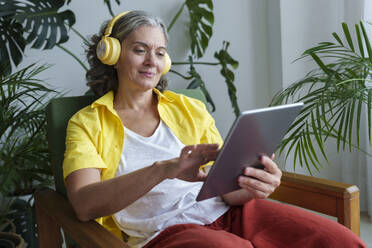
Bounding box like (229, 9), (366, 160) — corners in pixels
(35, 89), (360, 248)
(46, 95), (97, 197)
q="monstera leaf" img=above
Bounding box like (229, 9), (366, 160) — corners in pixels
(0, 17), (26, 75)
(14, 0), (75, 49)
(214, 41), (240, 116)
(185, 0), (214, 58)
(0, 0), (75, 75)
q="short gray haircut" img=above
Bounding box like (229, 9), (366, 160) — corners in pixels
(85, 10), (169, 97)
(113, 11), (168, 44)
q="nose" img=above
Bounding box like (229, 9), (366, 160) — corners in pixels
(144, 51), (156, 67)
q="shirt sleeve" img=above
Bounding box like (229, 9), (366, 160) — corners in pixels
(194, 101), (224, 170)
(63, 112), (107, 180)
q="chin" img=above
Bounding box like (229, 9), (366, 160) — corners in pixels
(138, 78), (161, 88)
(136, 81), (159, 90)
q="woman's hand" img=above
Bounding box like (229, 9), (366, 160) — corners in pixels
(222, 154), (282, 205)
(162, 144), (219, 182)
(238, 154), (282, 199)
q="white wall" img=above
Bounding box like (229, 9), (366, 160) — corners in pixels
(18, 0), (371, 204)
(18, 0), (271, 139)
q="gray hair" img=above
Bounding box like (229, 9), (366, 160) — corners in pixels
(113, 11), (168, 44)
(85, 10), (169, 97)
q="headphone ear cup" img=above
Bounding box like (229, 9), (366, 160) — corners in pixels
(162, 52), (171, 75)
(96, 37), (122, 65)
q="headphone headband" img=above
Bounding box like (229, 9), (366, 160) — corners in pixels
(103, 11), (130, 37)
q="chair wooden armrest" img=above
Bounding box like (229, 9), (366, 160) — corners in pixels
(35, 189), (128, 248)
(270, 171), (360, 236)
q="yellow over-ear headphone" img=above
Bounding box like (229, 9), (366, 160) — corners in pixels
(96, 11), (171, 75)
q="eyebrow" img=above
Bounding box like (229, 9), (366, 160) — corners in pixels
(132, 41), (166, 50)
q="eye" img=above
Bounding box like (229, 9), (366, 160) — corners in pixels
(156, 52), (165, 57)
(134, 48), (145, 54)
(156, 49), (166, 57)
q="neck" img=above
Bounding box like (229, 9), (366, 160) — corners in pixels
(114, 85), (156, 111)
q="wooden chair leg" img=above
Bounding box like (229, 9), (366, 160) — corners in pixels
(35, 193), (63, 248)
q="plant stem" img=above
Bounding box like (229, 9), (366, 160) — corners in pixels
(168, 3), (186, 32)
(56, 44), (88, 72)
(70, 26), (90, 44)
(336, 78), (372, 86)
(169, 69), (193, 80)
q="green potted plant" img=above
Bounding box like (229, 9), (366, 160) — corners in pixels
(270, 21), (372, 174)
(0, 64), (56, 247)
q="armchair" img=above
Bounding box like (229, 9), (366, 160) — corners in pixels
(35, 89), (360, 248)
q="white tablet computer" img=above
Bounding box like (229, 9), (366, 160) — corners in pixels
(196, 102), (304, 201)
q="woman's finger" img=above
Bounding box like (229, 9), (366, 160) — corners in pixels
(238, 176), (274, 198)
(259, 155), (281, 176)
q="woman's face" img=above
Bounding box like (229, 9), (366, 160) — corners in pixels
(115, 25), (167, 91)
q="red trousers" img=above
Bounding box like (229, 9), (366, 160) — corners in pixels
(144, 199), (366, 248)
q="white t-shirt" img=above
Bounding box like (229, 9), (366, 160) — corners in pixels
(113, 120), (229, 247)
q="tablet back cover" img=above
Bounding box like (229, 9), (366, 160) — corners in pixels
(196, 103), (303, 201)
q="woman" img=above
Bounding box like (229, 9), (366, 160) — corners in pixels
(63, 10), (366, 248)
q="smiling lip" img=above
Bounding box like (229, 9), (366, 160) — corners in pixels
(140, 71), (155, 77)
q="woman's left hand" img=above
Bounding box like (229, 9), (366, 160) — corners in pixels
(222, 154), (282, 205)
(238, 154), (282, 199)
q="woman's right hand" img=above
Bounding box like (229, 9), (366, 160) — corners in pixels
(161, 144), (219, 182)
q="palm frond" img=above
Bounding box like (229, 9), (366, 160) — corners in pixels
(0, 63), (56, 196)
(271, 21), (372, 174)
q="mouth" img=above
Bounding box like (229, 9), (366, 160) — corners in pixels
(139, 71), (156, 78)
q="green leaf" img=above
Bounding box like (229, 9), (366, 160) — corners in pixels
(281, 123), (305, 157)
(214, 41), (240, 116)
(15, 0), (75, 49)
(0, 16), (26, 75)
(356, 95), (363, 148)
(302, 131), (319, 173)
(311, 110), (328, 163)
(342, 22), (354, 52)
(185, 0), (214, 58)
(103, 0), (122, 17)
(305, 123), (321, 168)
(355, 24), (365, 58)
(309, 52), (331, 76)
(332, 32), (344, 46)
(347, 97), (356, 151)
(297, 138), (305, 169)
(293, 139), (300, 169)
(0, 0), (75, 74)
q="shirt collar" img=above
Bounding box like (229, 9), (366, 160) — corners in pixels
(91, 88), (173, 110)
(152, 88), (173, 102)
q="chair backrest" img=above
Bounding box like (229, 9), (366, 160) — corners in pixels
(45, 89), (208, 196)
